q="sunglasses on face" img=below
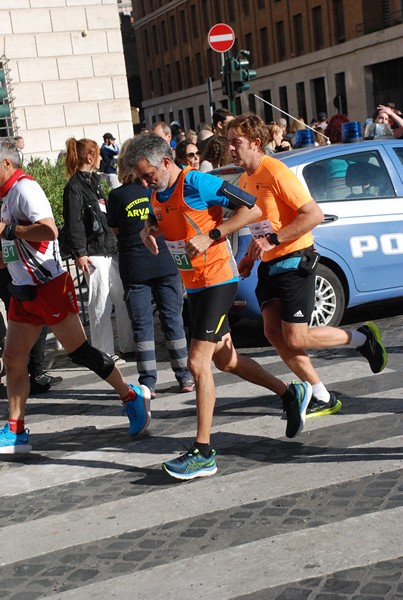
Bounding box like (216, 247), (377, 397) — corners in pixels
(186, 151), (200, 158)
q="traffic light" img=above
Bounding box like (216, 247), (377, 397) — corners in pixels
(231, 50), (257, 95)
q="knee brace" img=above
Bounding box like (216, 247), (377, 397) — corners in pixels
(69, 341), (115, 380)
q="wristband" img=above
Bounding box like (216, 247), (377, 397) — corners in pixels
(3, 223), (17, 241)
(267, 232), (280, 246)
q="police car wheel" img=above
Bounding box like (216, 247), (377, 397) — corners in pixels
(310, 264), (345, 327)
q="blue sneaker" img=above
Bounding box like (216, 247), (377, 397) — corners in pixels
(0, 422), (32, 454)
(122, 384), (151, 435)
(283, 381), (312, 439)
(163, 446), (217, 480)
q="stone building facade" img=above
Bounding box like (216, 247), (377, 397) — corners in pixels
(0, 0), (133, 161)
(132, 0), (403, 130)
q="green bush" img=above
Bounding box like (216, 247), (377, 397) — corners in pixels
(26, 157), (67, 226)
(25, 158), (111, 227)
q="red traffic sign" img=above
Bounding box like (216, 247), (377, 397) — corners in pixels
(208, 23), (235, 53)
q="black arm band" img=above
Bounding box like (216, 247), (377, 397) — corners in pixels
(3, 224), (17, 241)
(220, 181), (257, 210)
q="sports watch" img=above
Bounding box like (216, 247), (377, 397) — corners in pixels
(208, 228), (222, 242)
(267, 232), (280, 246)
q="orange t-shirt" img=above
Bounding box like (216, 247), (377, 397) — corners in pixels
(239, 155), (314, 262)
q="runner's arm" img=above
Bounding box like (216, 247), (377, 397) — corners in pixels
(0, 217), (57, 242)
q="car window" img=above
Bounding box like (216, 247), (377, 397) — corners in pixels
(302, 150), (395, 202)
(393, 147), (403, 167)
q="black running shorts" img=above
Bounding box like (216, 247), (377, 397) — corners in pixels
(256, 262), (316, 323)
(187, 282), (238, 342)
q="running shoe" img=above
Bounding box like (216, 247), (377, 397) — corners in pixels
(110, 354), (126, 366)
(283, 381), (312, 439)
(179, 379), (195, 393)
(122, 384), (151, 435)
(0, 422), (32, 454)
(306, 391), (342, 419)
(163, 446), (217, 480)
(356, 321), (388, 373)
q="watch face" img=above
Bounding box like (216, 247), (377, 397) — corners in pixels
(209, 228), (221, 241)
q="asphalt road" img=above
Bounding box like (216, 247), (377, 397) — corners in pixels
(0, 300), (402, 599)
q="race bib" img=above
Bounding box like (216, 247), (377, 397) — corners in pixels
(1, 240), (19, 263)
(166, 239), (194, 271)
(249, 219), (274, 240)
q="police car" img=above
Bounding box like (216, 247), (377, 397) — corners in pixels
(211, 136), (403, 326)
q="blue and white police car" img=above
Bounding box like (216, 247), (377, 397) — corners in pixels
(212, 136), (403, 326)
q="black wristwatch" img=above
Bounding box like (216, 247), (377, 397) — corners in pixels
(267, 232), (280, 246)
(208, 228), (222, 242)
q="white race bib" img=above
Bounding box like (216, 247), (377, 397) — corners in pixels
(249, 219), (273, 240)
(166, 239), (194, 271)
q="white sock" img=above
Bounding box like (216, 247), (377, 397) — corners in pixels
(349, 330), (367, 348)
(312, 382), (330, 403)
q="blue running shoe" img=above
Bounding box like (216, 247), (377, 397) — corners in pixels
(0, 422), (32, 454)
(283, 381), (312, 439)
(163, 446), (217, 480)
(122, 384), (151, 435)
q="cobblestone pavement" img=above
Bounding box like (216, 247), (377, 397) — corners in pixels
(0, 300), (402, 599)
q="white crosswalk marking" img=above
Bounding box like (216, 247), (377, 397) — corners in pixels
(0, 337), (401, 599)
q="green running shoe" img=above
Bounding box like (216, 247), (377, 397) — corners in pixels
(356, 321), (388, 373)
(306, 391), (342, 419)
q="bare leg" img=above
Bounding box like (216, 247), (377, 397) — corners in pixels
(187, 337), (217, 444)
(50, 312), (130, 399)
(3, 321), (42, 420)
(213, 332), (287, 396)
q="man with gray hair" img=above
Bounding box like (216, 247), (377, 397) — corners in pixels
(0, 139), (151, 454)
(120, 133), (312, 481)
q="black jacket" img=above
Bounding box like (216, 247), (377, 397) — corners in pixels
(62, 171), (117, 258)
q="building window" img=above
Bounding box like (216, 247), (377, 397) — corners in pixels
(157, 67), (163, 96)
(161, 21), (168, 51)
(248, 94), (256, 112)
(178, 109), (184, 127)
(207, 49), (214, 78)
(257, 0), (265, 9)
(195, 53), (204, 85)
(276, 21), (286, 61)
(175, 61), (182, 90)
(242, 0), (250, 16)
(199, 105), (206, 124)
(152, 25), (158, 53)
(186, 106), (195, 130)
(180, 11), (188, 43)
(166, 64), (173, 94)
(0, 57), (15, 138)
(184, 56), (192, 88)
(143, 29), (150, 57)
(245, 33), (253, 56)
(293, 13), (304, 56)
(312, 76), (327, 117)
(169, 15), (177, 47)
(259, 27), (270, 65)
(227, 0), (235, 21)
(335, 72), (348, 114)
(296, 82), (307, 123)
(312, 6), (324, 50)
(279, 85), (288, 115)
(214, 3), (222, 22)
(261, 89), (273, 122)
(148, 70), (154, 96)
(202, 0), (210, 33)
(190, 6), (199, 38)
(333, 0), (345, 43)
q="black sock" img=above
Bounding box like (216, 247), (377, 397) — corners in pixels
(193, 441), (211, 458)
(281, 386), (295, 402)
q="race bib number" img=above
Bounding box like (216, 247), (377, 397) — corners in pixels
(1, 240), (19, 263)
(249, 219), (274, 240)
(166, 239), (194, 271)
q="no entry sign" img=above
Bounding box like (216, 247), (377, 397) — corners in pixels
(208, 23), (235, 53)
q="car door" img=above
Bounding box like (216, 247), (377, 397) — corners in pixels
(296, 145), (403, 295)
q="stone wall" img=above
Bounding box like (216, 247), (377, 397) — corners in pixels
(0, 0), (133, 161)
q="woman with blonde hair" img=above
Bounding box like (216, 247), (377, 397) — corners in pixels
(265, 122), (292, 154)
(62, 137), (134, 361)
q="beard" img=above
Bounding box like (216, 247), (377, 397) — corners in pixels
(151, 168), (170, 192)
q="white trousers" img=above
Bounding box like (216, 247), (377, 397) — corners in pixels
(84, 254), (135, 355)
